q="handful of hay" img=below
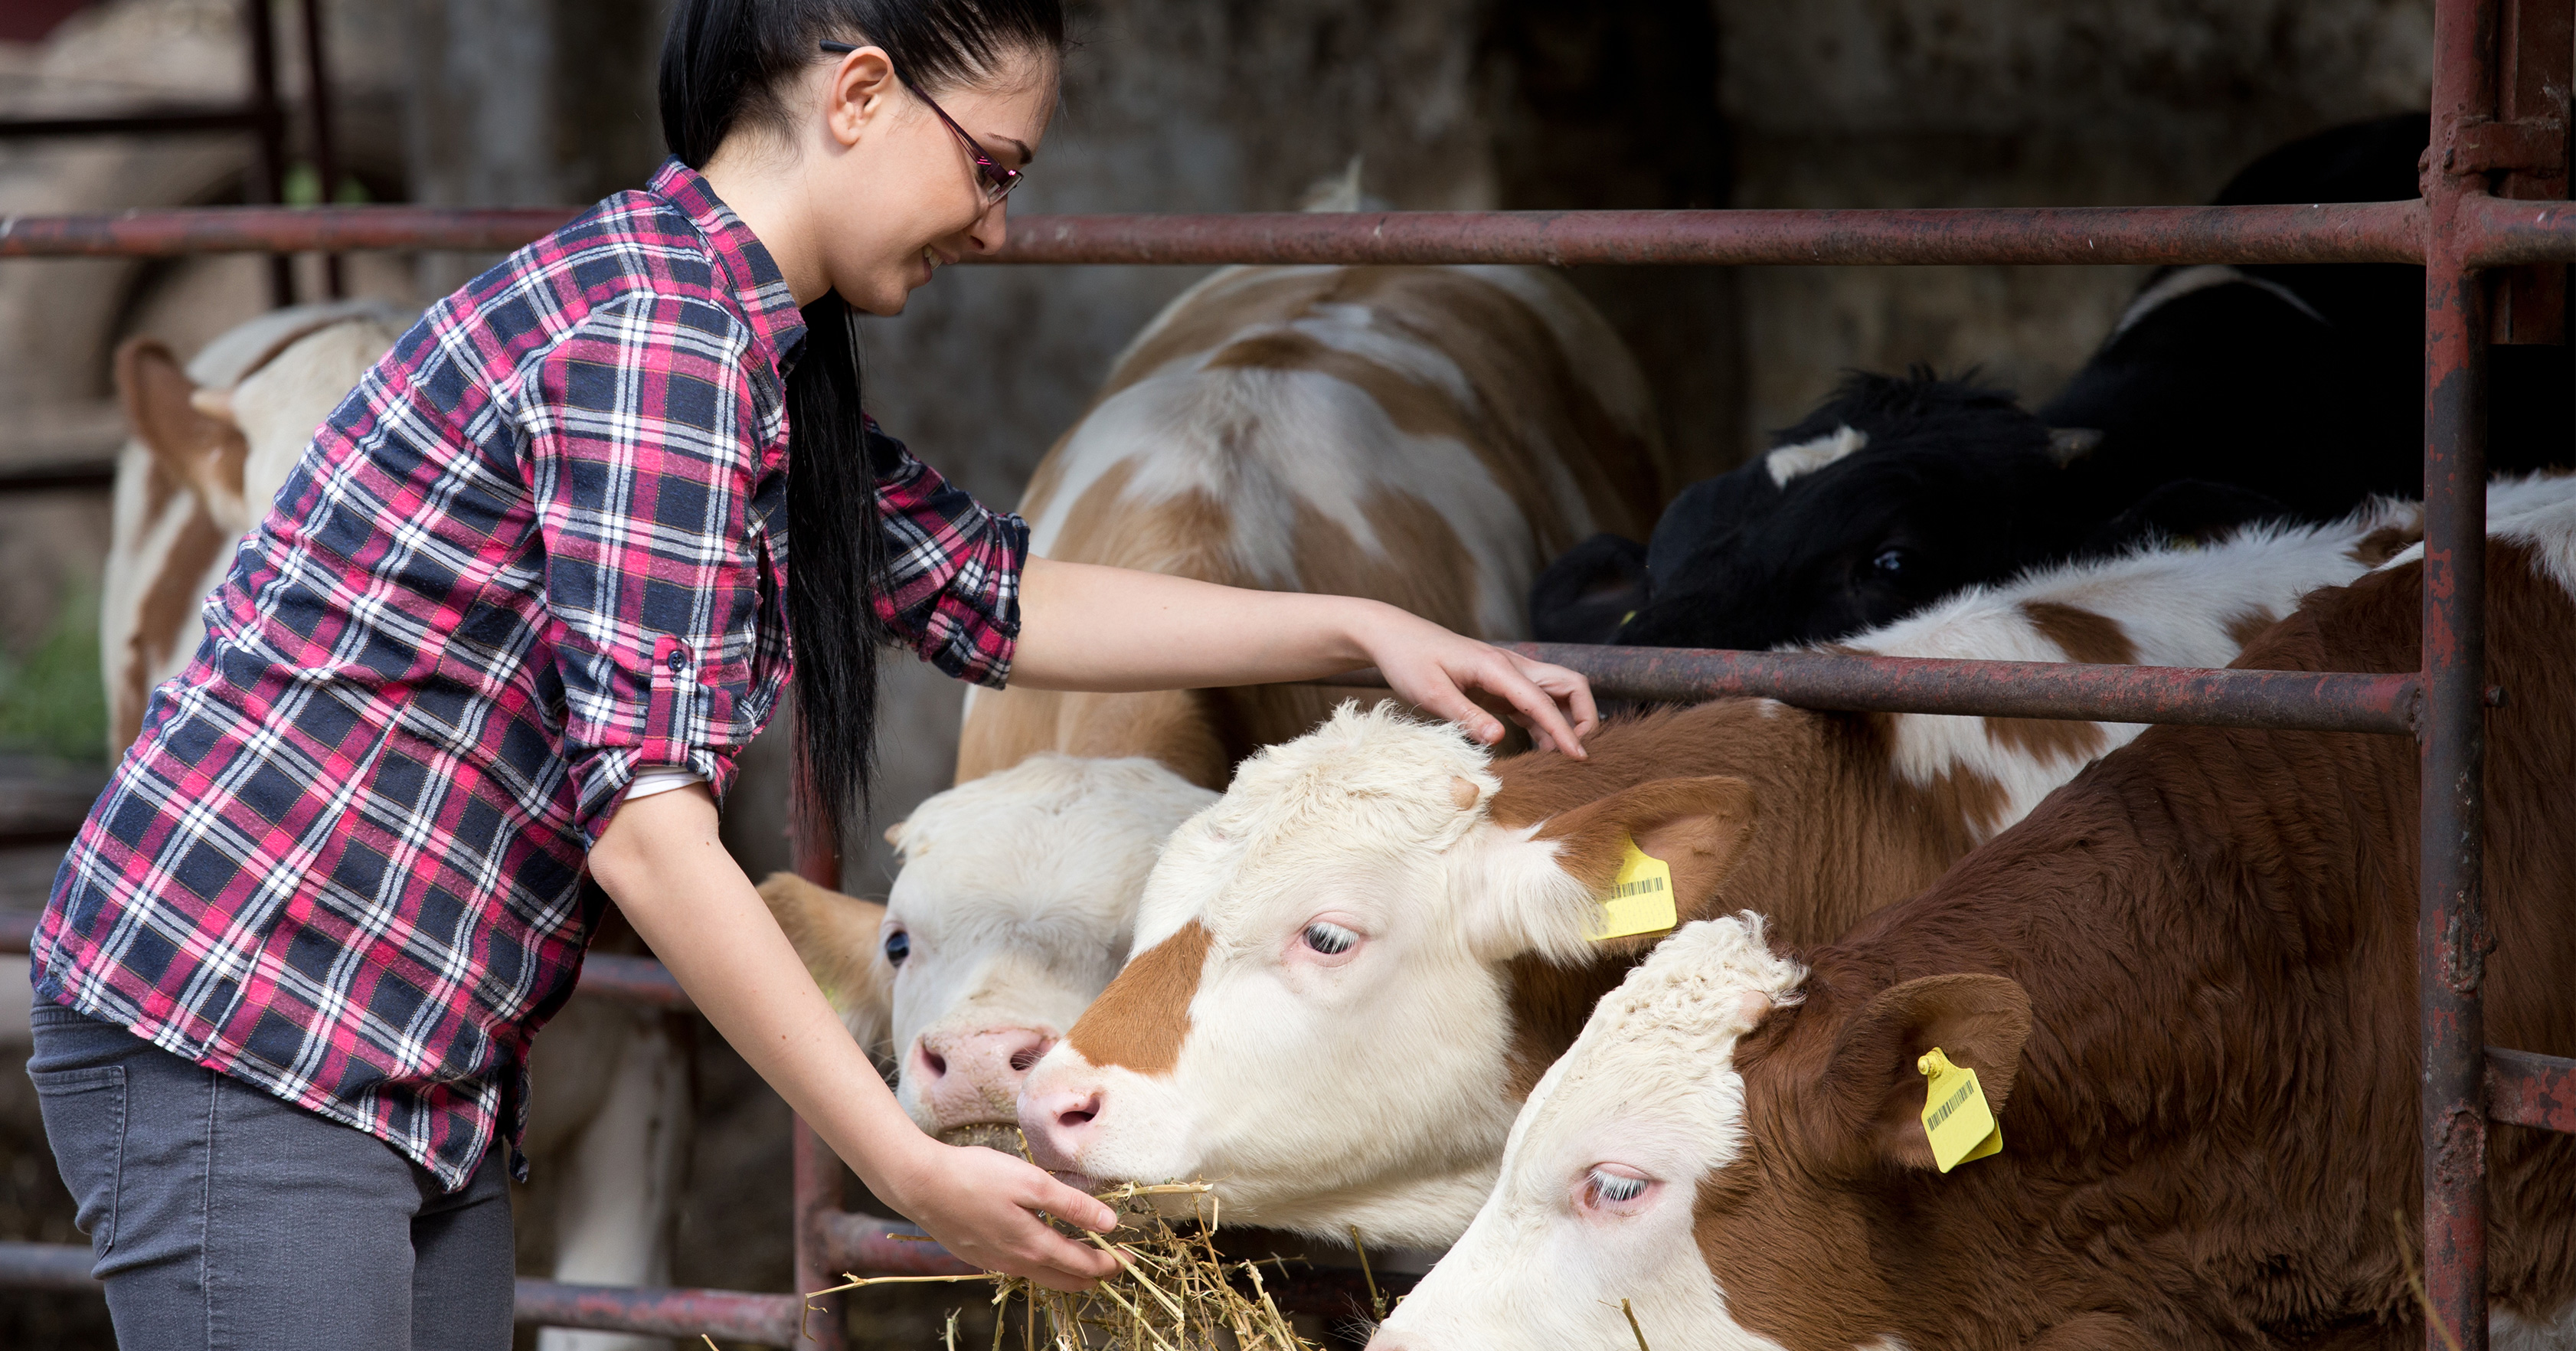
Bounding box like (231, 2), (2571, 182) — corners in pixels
(808, 1130), (1333, 1350)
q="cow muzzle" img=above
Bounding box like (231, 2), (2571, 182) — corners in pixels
(908, 1024), (1057, 1134)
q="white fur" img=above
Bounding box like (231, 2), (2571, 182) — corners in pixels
(1849, 497), (2418, 836)
(2492, 1297), (2576, 1351)
(1764, 425), (1868, 487)
(882, 755), (1215, 1135)
(1371, 917), (1807, 1351)
(2110, 263), (2326, 341)
(2373, 474), (2576, 599)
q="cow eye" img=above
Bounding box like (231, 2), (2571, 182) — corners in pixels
(1871, 547), (1909, 577)
(883, 930), (910, 967)
(1300, 921), (1358, 956)
(1582, 1168), (1651, 1208)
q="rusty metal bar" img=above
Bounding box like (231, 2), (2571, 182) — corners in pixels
(791, 770), (852, 1351)
(813, 1211), (980, 1278)
(0, 1240), (105, 1291)
(1329, 643), (2424, 735)
(295, 0), (345, 297)
(0, 457), (117, 494)
(239, 0), (291, 307)
(0, 110), (268, 139)
(0, 205), (580, 258)
(2421, 0), (2499, 1346)
(574, 952), (691, 1009)
(2486, 1048), (2576, 1132)
(512, 1279), (803, 1345)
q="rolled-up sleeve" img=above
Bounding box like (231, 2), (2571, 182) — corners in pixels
(867, 424), (1028, 688)
(521, 295), (775, 842)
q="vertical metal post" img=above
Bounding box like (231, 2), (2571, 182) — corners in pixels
(240, 0), (292, 307)
(790, 769), (850, 1351)
(2423, 1), (2497, 1348)
(295, 0), (343, 297)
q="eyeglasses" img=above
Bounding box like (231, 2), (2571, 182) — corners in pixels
(819, 41), (1023, 204)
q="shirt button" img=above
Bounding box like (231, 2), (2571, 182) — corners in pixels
(668, 648), (691, 672)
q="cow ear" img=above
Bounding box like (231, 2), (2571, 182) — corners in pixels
(1470, 777), (1758, 957)
(1816, 973), (2032, 1173)
(758, 872), (894, 1061)
(116, 336), (248, 513)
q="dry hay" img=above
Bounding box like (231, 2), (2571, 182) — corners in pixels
(806, 1128), (1344, 1350)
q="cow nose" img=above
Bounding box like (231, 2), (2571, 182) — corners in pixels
(914, 1027), (1059, 1127)
(1017, 1081), (1104, 1169)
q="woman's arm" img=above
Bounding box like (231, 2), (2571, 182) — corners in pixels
(588, 784), (1121, 1292)
(1012, 557), (1600, 755)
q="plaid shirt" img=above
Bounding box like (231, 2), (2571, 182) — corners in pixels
(36, 161), (1028, 1189)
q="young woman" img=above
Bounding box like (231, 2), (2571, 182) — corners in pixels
(28, 1), (1597, 1346)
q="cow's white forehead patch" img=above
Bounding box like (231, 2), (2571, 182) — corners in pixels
(1764, 425), (1868, 488)
(1136, 702), (1499, 947)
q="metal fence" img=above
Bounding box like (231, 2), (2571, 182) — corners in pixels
(6, 0), (2576, 1346)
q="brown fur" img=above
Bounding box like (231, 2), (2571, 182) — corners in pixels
(2020, 600), (2139, 665)
(757, 872), (891, 1045)
(1066, 920), (1214, 1075)
(1483, 698), (1992, 1104)
(117, 509), (233, 749)
(959, 265), (1666, 788)
(2225, 604), (2283, 653)
(1702, 541), (2576, 1350)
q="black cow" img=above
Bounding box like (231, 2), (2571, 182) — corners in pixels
(1536, 113), (2572, 649)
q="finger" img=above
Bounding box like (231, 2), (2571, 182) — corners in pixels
(1518, 659), (1600, 741)
(1035, 1176), (1120, 1234)
(1411, 672), (1507, 745)
(1481, 656), (1584, 759)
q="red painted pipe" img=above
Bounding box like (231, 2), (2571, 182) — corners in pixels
(814, 1210), (982, 1278)
(0, 201), (2449, 267)
(2486, 1048), (2576, 1133)
(572, 951), (692, 1010)
(1333, 643), (2424, 736)
(512, 1279), (803, 1345)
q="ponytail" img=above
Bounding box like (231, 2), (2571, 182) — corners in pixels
(657, 0), (1064, 857)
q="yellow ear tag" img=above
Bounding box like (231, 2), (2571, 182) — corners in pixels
(1916, 1047), (2003, 1173)
(1585, 836), (1676, 941)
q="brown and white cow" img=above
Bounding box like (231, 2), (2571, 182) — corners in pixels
(1016, 498), (2426, 1247)
(105, 308), (692, 1351)
(769, 259), (1667, 1146)
(1375, 473), (2576, 1351)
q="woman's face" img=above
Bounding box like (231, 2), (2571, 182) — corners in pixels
(806, 44), (1058, 316)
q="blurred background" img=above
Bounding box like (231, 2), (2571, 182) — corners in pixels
(0, 0), (2436, 1346)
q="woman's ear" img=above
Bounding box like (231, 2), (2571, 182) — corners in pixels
(823, 43), (901, 149)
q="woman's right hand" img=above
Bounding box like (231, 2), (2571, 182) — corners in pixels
(875, 1133), (1123, 1292)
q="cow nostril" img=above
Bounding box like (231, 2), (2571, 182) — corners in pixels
(1008, 1038), (1053, 1074)
(1057, 1107), (1095, 1127)
(920, 1046), (948, 1079)
(1054, 1091), (1100, 1130)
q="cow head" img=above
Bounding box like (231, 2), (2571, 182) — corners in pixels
(1016, 704), (1760, 1245)
(765, 754), (1215, 1141)
(1584, 370), (2094, 652)
(1373, 917), (2030, 1351)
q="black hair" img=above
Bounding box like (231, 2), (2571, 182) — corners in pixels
(657, 0), (1064, 859)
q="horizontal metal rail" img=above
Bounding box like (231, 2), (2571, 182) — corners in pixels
(0, 108), (270, 139)
(512, 1278), (802, 1345)
(0, 457), (117, 494)
(2487, 1048), (2576, 1133)
(1333, 643), (2426, 735)
(0, 199), (2498, 267)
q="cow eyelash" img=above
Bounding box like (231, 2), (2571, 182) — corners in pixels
(1584, 1169), (1649, 1205)
(1301, 921), (1358, 956)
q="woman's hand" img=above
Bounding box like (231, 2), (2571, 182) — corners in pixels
(873, 1132), (1121, 1293)
(1357, 608), (1597, 757)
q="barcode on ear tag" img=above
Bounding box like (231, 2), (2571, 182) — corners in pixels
(1586, 836), (1676, 941)
(1917, 1047), (2004, 1173)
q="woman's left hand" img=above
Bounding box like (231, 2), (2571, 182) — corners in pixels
(1361, 610), (1598, 757)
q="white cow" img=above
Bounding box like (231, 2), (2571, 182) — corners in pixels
(768, 250), (1669, 1148)
(103, 306), (689, 1351)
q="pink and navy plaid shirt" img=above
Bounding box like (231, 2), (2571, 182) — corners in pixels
(36, 161), (1027, 1189)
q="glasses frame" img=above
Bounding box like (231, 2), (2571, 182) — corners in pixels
(819, 41), (1023, 204)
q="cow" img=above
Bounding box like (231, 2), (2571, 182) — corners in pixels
(1015, 496), (2423, 1248)
(764, 256), (1669, 1150)
(1371, 473), (2576, 1351)
(1541, 114), (2572, 652)
(103, 307), (692, 1351)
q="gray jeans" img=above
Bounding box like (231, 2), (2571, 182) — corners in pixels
(28, 1003), (516, 1351)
